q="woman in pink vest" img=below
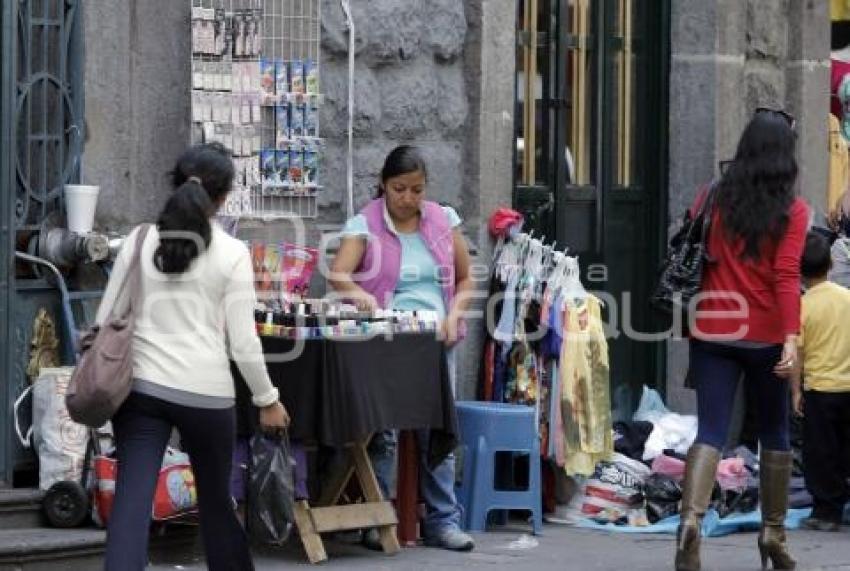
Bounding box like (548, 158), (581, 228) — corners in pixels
(330, 145), (474, 551)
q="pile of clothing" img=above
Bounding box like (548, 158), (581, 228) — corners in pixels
(575, 387), (813, 530)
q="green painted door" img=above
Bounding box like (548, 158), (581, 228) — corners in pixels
(515, 0), (670, 417)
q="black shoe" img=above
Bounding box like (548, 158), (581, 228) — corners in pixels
(801, 516), (840, 532)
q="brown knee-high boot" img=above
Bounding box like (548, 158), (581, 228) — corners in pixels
(758, 450), (796, 570)
(675, 444), (720, 571)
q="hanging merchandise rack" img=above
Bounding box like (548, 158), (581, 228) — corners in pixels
(190, 0), (322, 220)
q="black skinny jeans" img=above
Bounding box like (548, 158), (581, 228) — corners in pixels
(689, 339), (791, 452)
(104, 392), (254, 571)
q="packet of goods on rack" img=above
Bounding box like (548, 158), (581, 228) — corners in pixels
(281, 245), (318, 296)
(259, 59), (276, 105)
(305, 60), (319, 94)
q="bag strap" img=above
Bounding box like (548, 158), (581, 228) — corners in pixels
(113, 224), (152, 321)
(698, 182), (718, 240)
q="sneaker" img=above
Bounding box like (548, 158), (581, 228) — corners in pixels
(424, 528), (475, 552)
(801, 516), (840, 532)
(361, 528), (384, 551)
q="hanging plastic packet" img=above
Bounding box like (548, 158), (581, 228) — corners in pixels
(305, 60), (319, 94)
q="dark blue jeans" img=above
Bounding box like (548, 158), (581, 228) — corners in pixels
(689, 339), (790, 452)
(104, 392), (253, 571)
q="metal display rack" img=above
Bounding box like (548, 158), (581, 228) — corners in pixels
(191, 0), (322, 220)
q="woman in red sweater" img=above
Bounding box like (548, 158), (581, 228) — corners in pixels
(675, 110), (809, 571)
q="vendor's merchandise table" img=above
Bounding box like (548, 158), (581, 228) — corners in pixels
(234, 332), (458, 563)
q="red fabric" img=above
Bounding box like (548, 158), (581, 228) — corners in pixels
(693, 195), (809, 343)
(488, 207), (523, 238)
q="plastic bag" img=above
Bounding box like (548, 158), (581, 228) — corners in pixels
(27, 367), (89, 490)
(633, 386), (670, 424)
(644, 473), (682, 523)
(247, 431), (296, 545)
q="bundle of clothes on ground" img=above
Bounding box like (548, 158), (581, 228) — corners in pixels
(570, 387), (820, 535)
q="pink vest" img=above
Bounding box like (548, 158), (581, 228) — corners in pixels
(355, 198), (456, 311)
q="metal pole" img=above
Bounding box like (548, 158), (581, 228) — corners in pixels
(339, 0), (354, 219)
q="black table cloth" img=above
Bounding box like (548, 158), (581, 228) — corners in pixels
(233, 333), (458, 464)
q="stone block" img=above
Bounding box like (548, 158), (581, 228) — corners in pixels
(320, 0), (365, 58)
(746, 0), (789, 61)
(716, 0), (747, 56)
(744, 64), (785, 110)
(787, 0), (830, 61)
(84, 0), (190, 232)
(358, 0), (424, 64)
(320, 59), (382, 139)
(316, 140), (345, 210)
(435, 63), (469, 134)
(379, 60), (438, 138)
(416, 140), (465, 207)
(424, 0), (468, 62)
(714, 59), (748, 161)
(671, 0), (718, 56)
(668, 57), (719, 217)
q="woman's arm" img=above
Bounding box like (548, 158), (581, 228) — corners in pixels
(328, 236), (378, 311)
(442, 229), (473, 345)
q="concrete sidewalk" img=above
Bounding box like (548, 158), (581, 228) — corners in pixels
(151, 525), (850, 570)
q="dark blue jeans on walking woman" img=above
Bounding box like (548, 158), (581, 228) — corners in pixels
(689, 339), (790, 452)
(104, 392), (254, 571)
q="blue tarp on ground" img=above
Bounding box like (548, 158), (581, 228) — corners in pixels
(574, 508), (812, 537)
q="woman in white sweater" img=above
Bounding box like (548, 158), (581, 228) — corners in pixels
(100, 143), (288, 571)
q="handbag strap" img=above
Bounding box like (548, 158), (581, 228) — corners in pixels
(113, 224), (152, 321)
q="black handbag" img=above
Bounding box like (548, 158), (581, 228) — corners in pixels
(651, 184), (717, 315)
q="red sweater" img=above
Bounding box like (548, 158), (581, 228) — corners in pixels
(692, 197), (809, 343)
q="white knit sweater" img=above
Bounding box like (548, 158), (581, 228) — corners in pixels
(95, 223), (278, 407)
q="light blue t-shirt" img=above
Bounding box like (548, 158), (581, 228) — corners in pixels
(341, 205), (462, 318)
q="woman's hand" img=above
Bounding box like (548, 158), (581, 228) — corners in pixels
(773, 335), (798, 379)
(259, 401), (290, 435)
(440, 312), (462, 347)
(353, 291), (379, 313)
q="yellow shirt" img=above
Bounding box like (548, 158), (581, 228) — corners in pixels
(800, 281), (850, 392)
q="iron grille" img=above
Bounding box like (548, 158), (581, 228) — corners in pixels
(13, 0), (84, 231)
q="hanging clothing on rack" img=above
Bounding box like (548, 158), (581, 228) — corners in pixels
(478, 232), (612, 478)
(559, 296), (613, 477)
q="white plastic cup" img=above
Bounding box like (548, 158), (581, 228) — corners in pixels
(64, 184), (100, 234)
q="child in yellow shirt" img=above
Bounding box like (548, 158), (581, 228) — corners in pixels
(793, 231), (850, 531)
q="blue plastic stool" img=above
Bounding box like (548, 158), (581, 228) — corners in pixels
(455, 401), (543, 534)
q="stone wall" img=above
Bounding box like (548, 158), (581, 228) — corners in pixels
(666, 0), (830, 413)
(318, 0), (471, 222)
(81, 0), (516, 399)
(82, 0), (191, 233)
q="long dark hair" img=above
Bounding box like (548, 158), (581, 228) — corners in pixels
(375, 145), (428, 198)
(715, 111), (798, 260)
(155, 142), (234, 274)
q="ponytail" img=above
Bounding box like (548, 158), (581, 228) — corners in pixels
(154, 180), (214, 274)
(155, 142), (234, 274)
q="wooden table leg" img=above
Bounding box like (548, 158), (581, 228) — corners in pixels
(396, 430), (419, 546)
(352, 442), (401, 555)
(294, 500), (328, 564)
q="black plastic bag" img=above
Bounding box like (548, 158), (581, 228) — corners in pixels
(644, 473), (682, 523)
(247, 431), (296, 545)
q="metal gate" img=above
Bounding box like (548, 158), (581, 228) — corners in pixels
(0, 0), (84, 485)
